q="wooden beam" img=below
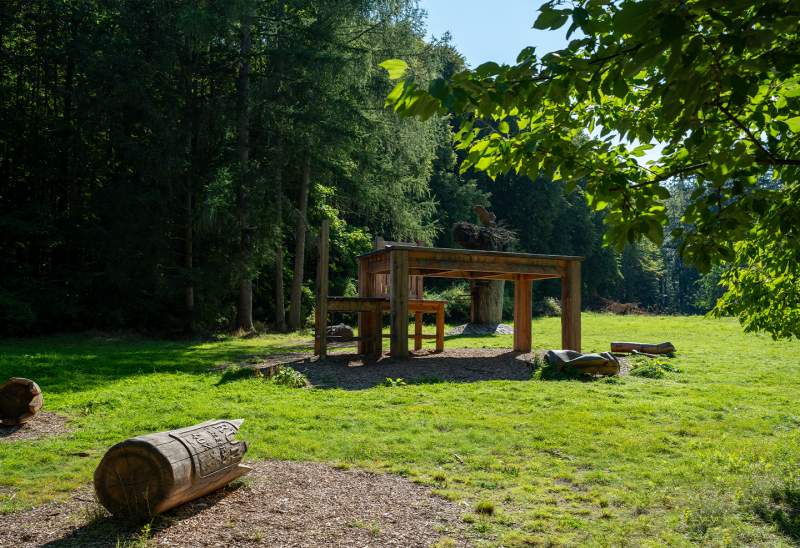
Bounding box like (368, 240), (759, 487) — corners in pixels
(513, 276), (532, 352)
(561, 260), (582, 351)
(315, 219), (330, 357)
(390, 249), (409, 358)
(410, 257), (561, 278)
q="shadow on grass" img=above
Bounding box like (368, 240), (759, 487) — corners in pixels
(259, 350), (602, 390)
(0, 336), (313, 395)
(42, 482), (245, 547)
(755, 481), (800, 542)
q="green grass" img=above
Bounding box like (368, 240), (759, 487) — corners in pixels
(2, 314), (800, 546)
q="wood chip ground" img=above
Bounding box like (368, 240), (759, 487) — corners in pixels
(0, 411), (70, 442)
(258, 348), (537, 389)
(0, 461), (470, 547)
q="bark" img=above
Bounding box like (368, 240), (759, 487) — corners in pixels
(274, 152), (286, 332)
(184, 188), (194, 332)
(235, 14), (254, 332)
(470, 281), (504, 324)
(288, 152), (311, 330)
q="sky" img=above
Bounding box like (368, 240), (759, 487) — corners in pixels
(419, 0), (566, 67)
(418, 0), (663, 162)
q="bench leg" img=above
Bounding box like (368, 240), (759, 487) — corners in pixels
(371, 306), (383, 358)
(414, 312), (423, 351)
(435, 304), (445, 353)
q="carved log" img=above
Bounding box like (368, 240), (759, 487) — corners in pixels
(94, 419), (251, 519)
(0, 377), (43, 425)
(610, 341), (675, 354)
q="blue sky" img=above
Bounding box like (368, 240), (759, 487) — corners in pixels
(418, 1), (663, 161)
(419, 0), (566, 67)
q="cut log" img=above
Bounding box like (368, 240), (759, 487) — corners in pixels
(610, 341), (675, 354)
(0, 377), (43, 425)
(94, 419), (251, 520)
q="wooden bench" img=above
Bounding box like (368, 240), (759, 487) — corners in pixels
(314, 227), (448, 358)
(314, 220), (385, 358)
(316, 297), (385, 358)
(373, 238), (445, 353)
(381, 299), (445, 352)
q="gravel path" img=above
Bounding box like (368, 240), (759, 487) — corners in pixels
(0, 461), (470, 547)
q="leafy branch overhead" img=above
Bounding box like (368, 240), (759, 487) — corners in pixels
(382, 0), (800, 339)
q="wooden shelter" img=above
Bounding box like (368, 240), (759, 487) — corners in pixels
(357, 244), (583, 358)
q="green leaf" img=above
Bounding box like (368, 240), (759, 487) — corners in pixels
(379, 59), (408, 80)
(533, 8), (570, 30)
(786, 116), (800, 132)
(475, 62), (501, 77)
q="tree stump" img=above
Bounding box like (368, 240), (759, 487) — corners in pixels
(94, 419), (251, 520)
(453, 214), (516, 325)
(0, 377), (43, 425)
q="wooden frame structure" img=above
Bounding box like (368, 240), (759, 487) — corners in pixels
(314, 222), (446, 358)
(358, 245), (583, 358)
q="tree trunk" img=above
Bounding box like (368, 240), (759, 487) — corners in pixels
(470, 280), (504, 324)
(184, 188), (194, 332)
(235, 14), (254, 332)
(288, 152), (311, 330)
(452, 218), (512, 325)
(274, 154), (286, 332)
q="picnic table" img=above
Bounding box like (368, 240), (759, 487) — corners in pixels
(357, 245), (584, 358)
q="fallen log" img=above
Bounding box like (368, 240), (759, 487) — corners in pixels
(545, 350), (620, 376)
(610, 341), (675, 354)
(0, 377), (43, 425)
(94, 419), (251, 519)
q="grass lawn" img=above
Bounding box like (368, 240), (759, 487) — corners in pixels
(1, 313), (799, 546)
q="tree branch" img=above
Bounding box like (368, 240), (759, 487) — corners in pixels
(716, 100), (776, 161)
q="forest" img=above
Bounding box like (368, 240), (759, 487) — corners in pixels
(1, 0), (721, 336)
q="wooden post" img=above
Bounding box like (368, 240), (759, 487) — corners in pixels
(370, 302), (383, 358)
(390, 249), (409, 358)
(561, 260), (581, 351)
(513, 276), (532, 352)
(314, 219), (330, 357)
(414, 312), (423, 351)
(435, 303), (445, 353)
(358, 259), (375, 355)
